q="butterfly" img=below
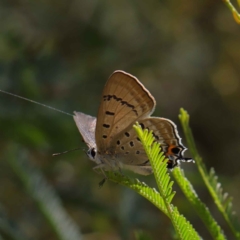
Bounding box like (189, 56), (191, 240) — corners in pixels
(73, 70), (192, 175)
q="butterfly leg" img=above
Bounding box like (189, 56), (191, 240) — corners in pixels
(92, 164), (109, 186)
(98, 177), (107, 187)
(97, 165), (124, 187)
(93, 163), (112, 173)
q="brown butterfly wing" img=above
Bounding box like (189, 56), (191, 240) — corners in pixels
(112, 117), (186, 166)
(95, 70), (156, 153)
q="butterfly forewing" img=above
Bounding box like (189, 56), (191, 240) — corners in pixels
(73, 112), (97, 150)
(95, 71), (156, 152)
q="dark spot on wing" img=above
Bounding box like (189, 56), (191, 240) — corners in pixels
(103, 94), (138, 116)
(125, 132), (130, 137)
(102, 135), (107, 139)
(117, 140), (121, 145)
(130, 141), (134, 147)
(105, 111), (115, 116)
(171, 147), (181, 154)
(152, 132), (159, 140)
(103, 124), (110, 128)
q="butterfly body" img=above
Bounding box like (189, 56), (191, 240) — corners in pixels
(74, 70), (193, 175)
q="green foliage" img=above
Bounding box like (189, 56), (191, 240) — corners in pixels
(107, 123), (201, 239)
(134, 123), (200, 240)
(172, 167), (226, 240)
(108, 109), (240, 239)
(179, 108), (240, 239)
(3, 109), (240, 239)
(106, 172), (169, 216)
(224, 0), (240, 24)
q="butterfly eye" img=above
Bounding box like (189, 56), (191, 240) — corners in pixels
(87, 148), (96, 159)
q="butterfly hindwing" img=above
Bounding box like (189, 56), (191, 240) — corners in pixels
(110, 117), (187, 169)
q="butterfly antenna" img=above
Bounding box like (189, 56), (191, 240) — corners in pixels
(52, 148), (82, 157)
(0, 89), (73, 117)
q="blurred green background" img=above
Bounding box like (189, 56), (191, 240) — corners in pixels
(0, 0), (240, 239)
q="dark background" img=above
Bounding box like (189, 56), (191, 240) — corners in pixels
(0, 0), (240, 239)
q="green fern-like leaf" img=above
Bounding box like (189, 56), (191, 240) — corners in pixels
(172, 167), (226, 240)
(133, 123), (201, 240)
(106, 171), (169, 216)
(223, 0), (240, 24)
(208, 168), (240, 235)
(179, 108), (240, 239)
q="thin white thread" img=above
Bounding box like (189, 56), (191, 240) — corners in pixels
(0, 89), (73, 117)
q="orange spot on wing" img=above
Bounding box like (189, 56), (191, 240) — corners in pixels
(166, 145), (177, 156)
